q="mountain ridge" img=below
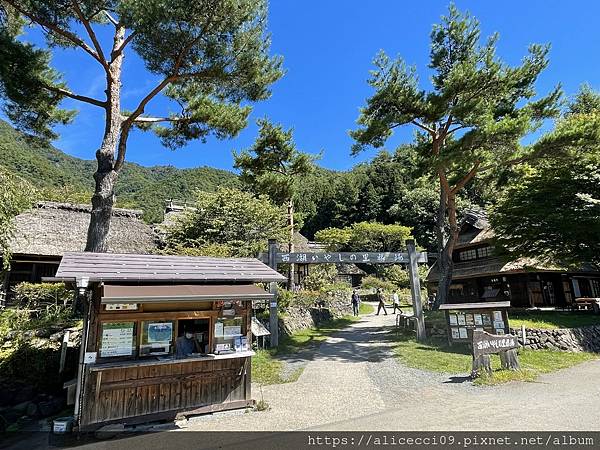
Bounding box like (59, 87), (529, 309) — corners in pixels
(0, 119), (239, 222)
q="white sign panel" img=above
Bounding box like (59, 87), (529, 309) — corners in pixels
(100, 322), (134, 357)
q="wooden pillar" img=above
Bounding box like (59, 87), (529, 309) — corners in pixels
(267, 239), (279, 348)
(406, 239), (426, 342)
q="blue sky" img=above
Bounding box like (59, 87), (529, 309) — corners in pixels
(17, 1), (600, 171)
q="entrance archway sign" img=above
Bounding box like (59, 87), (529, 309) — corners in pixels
(265, 239), (428, 346)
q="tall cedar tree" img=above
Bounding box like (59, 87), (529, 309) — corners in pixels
(0, 0), (282, 251)
(350, 5), (561, 306)
(234, 119), (316, 287)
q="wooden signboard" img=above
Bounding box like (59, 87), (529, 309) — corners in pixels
(271, 251), (428, 264)
(471, 330), (520, 377)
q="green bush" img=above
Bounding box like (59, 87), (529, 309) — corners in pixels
(302, 265), (338, 291)
(361, 275), (397, 293)
(12, 282), (74, 309)
(380, 265), (410, 289)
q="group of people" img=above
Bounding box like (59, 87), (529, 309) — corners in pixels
(350, 288), (403, 316)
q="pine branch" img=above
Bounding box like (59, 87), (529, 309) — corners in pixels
(6, 0), (104, 66)
(71, 0), (109, 71)
(42, 83), (106, 108)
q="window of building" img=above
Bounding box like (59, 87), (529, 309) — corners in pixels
(140, 320), (174, 356)
(591, 279), (600, 298)
(477, 246), (493, 258)
(459, 249), (477, 261)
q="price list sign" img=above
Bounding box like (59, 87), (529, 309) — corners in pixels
(100, 322), (135, 357)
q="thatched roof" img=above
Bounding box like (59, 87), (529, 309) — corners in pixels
(427, 209), (599, 282)
(278, 231), (312, 253)
(455, 210), (494, 249)
(9, 202), (156, 257)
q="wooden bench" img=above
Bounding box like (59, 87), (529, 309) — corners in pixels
(573, 298), (600, 314)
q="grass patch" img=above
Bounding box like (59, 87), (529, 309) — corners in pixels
(278, 317), (356, 353)
(359, 302), (375, 315)
(509, 310), (600, 329)
(392, 331), (598, 385)
(252, 349), (286, 385)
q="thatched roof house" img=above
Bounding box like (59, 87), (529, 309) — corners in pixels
(9, 202), (156, 256)
(2, 202), (156, 297)
(427, 210), (600, 307)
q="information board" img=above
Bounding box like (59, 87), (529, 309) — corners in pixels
(100, 322), (135, 357)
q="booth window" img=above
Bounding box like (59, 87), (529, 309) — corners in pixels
(213, 316), (245, 353)
(140, 320), (174, 356)
(99, 321), (137, 358)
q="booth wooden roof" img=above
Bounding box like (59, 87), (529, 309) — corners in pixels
(54, 252), (286, 283)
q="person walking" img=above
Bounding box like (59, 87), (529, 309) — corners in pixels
(351, 290), (360, 316)
(376, 288), (388, 316)
(392, 291), (402, 314)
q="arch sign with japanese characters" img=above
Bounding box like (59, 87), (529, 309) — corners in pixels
(276, 251), (428, 265)
(264, 239), (428, 347)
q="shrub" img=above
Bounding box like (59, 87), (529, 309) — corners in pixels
(361, 276), (397, 293)
(380, 265), (410, 289)
(302, 265), (337, 291)
(12, 282), (74, 309)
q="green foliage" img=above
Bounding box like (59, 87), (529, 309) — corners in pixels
(1, 0), (283, 143)
(361, 276), (397, 293)
(492, 89), (600, 266)
(163, 187), (287, 257)
(315, 221), (413, 252)
(12, 282), (74, 308)
(234, 119), (317, 206)
(380, 265), (410, 289)
(0, 165), (33, 267)
(302, 265), (338, 291)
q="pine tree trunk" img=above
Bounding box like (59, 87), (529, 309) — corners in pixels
(84, 27), (125, 253)
(434, 186), (459, 308)
(288, 198), (295, 290)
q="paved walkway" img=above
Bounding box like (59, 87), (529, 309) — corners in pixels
(71, 307), (600, 449)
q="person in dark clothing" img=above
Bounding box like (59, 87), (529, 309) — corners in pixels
(176, 328), (199, 359)
(351, 290), (360, 316)
(376, 288), (388, 316)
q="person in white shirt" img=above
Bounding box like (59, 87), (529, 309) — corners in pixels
(392, 291), (402, 314)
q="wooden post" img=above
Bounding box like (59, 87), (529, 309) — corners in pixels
(267, 239), (279, 348)
(406, 239), (426, 342)
(500, 349), (520, 370)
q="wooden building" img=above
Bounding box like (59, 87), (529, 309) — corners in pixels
(1, 202), (155, 301)
(427, 211), (600, 308)
(52, 252), (284, 431)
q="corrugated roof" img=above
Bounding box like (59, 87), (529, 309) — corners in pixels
(55, 252), (286, 283)
(9, 202), (156, 256)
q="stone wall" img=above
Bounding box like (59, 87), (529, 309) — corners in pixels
(510, 325), (600, 352)
(279, 291), (353, 336)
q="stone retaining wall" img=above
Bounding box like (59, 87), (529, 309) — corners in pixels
(279, 291), (353, 336)
(510, 325), (600, 352)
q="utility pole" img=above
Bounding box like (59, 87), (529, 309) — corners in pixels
(406, 239), (426, 341)
(267, 239), (279, 347)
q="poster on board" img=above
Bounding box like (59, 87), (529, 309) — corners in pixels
(451, 328), (460, 339)
(449, 314), (458, 326)
(459, 327), (468, 339)
(100, 322), (135, 357)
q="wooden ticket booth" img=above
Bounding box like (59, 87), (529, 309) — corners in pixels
(52, 252), (284, 431)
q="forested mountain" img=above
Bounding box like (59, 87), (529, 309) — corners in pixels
(0, 120), (239, 222)
(0, 119), (486, 250)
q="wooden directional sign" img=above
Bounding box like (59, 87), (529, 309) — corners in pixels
(472, 330), (519, 359)
(272, 251), (428, 264)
